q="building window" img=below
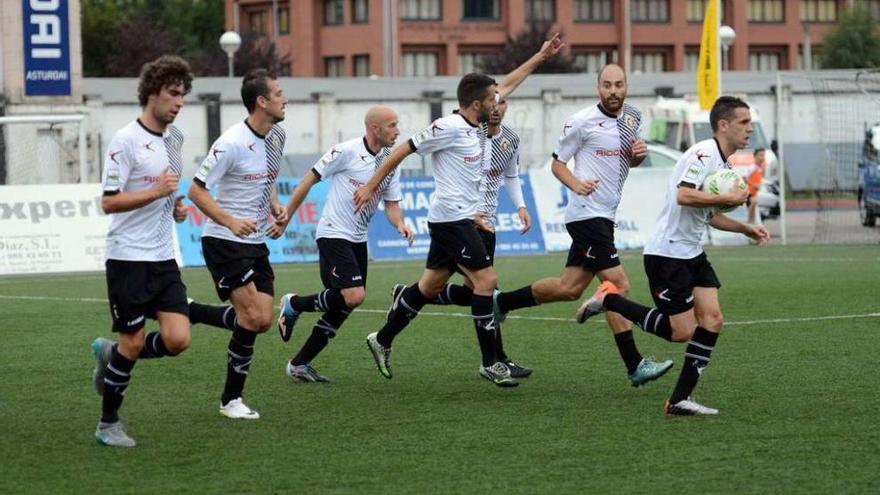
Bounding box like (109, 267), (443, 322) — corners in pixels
(462, 0), (499, 20)
(798, 45), (822, 70)
(748, 0), (784, 22)
(684, 50), (700, 72)
(800, 0), (837, 22)
(324, 0), (344, 25)
(574, 0), (613, 22)
(572, 49), (617, 73)
(632, 51), (667, 72)
(526, 0), (555, 21)
(248, 9), (268, 34)
(353, 54), (371, 77)
(868, 0), (880, 20)
(277, 6), (290, 34)
(325, 56), (345, 77)
(458, 52), (494, 75)
(686, 0), (704, 21)
(749, 51), (781, 70)
(402, 52), (439, 76)
(632, 0), (669, 22)
(352, 0), (369, 23)
(400, 0), (441, 20)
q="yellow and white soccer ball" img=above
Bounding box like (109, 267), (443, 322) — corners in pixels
(704, 169), (746, 213)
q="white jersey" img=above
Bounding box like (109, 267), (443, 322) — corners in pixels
(480, 124), (521, 225)
(410, 113), (488, 223)
(194, 121), (285, 244)
(644, 138), (731, 259)
(553, 103), (643, 224)
(101, 119), (184, 262)
(313, 137), (401, 243)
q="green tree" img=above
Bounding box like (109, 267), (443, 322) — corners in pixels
(820, 5), (880, 69)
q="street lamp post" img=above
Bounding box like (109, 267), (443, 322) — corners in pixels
(719, 25), (736, 96)
(219, 31), (242, 78)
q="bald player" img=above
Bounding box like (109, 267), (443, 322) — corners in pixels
(272, 106), (414, 382)
(492, 64), (674, 387)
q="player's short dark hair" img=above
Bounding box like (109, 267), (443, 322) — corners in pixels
(457, 73), (496, 108)
(241, 69), (277, 113)
(753, 147), (766, 156)
(137, 55), (193, 107)
(710, 96), (750, 132)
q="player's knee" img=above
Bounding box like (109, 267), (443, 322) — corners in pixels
(669, 322), (695, 342)
(239, 308), (271, 333)
(164, 332), (191, 355)
(472, 272), (497, 293)
(613, 279), (631, 296)
(701, 311), (724, 331)
(118, 336), (145, 357)
(343, 289), (366, 308)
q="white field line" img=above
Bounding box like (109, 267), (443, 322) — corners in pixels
(0, 294), (877, 328)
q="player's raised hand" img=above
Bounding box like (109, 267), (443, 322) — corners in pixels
(157, 168), (179, 197)
(474, 211), (495, 233)
(540, 33), (565, 60)
(745, 224), (771, 246)
(631, 139), (648, 161)
(397, 223), (415, 246)
(227, 218), (257, 238)
(353, 184), (375, 212)
(517, 207), (532, 234)
(573, 179), (599, 196)
(173, 195), (187, 223)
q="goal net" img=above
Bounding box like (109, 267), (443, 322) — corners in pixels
(0, 115), (90, 185)
(777, 70), (880, 244)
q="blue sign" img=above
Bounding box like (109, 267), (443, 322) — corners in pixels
(22, 0), (72, 96)
(367, 175), (545, 260)
(175, 178), (329, 267)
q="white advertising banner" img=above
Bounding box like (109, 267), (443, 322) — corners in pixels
(0, 184), (109, 274)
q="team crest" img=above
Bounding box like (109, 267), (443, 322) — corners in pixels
(500, 138), (511, 152)
(624, 115), (637, 130)
(270, 134), (282, 150)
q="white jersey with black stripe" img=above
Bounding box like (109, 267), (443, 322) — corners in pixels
(101, 119), (183, 262)
(552, 103), (643, 224)
(410, 113), (488, 223)
(479, 123), (520, 225)
(194, 121), (286, 244)
(313, 137), (401, 243)
(644, 138), (731, 259)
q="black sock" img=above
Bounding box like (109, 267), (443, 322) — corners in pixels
(189, 301), (236, 330)
(670, 327), (719, 403)
(377, 284), (428, 348)
(222, 326), (257, 405)
(495, 324), (508, 362)
(292, 289), (347, 313)
(430, 283), (473, 306)
(472, 294), (497, 367)
(497, 285), (538, 313)
(101, 346), (136, 424)
(613, 330), (644, 374)
(138, 331), (175, 359)
(291, 309), (351, 365)
(604, 294), (673, 342)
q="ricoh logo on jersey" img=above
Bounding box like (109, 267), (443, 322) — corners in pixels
(595, 149), (631, 157)
(463, 154), (482, 164)
(242, 171), (279, 181)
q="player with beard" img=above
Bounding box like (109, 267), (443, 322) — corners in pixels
(354, 35), (563, 388)
(490, 64), (674, 387)
(186, 69), (288, 419)
(578, 96), (770, 415)
(271, 106), (414, 382)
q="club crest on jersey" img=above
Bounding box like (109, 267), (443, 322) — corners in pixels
(624, 115), (637, 130)
(270, 134), (282, 150)
(168, 137), (181, 151)
(499, 138), (511, 152)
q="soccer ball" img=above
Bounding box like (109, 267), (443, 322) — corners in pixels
(704, 169), (746, 213)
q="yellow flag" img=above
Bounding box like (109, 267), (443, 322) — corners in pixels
(697, 0), (719, 110)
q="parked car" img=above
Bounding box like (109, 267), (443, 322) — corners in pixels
(858, 126), (880, 227)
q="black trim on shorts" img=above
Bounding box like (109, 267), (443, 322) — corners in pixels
(105, 259), (189, 334)
(317, 238), (369, 289)
(201, 236), (274, 301)
(564, 218), (621, 274)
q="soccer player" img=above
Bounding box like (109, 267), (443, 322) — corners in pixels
(186, 69), (288, 420)
(354, 35), (563, 388)
(417, 95), (534, 378)
(89, 55), (194, 447)
(578, 96), (770, 415)
(272, 106), (413, 382)
(490, 64), (673, 387)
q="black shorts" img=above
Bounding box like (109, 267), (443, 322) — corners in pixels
(425, 220), (493, 273)
(479, 229), (497, 265)
(565, 218), (621, 274)
(317, 238), (368, 289)
(643, 253), (722, 315)
(202, 236), (274, 301)
(105, 259), (188, 334)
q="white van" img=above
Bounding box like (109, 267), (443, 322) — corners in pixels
(645, 97), (780, 220)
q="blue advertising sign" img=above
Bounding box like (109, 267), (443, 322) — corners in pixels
(175, 178), (329, 267)
(22, 0), (72, 96)
(367, 175), (545, 260)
